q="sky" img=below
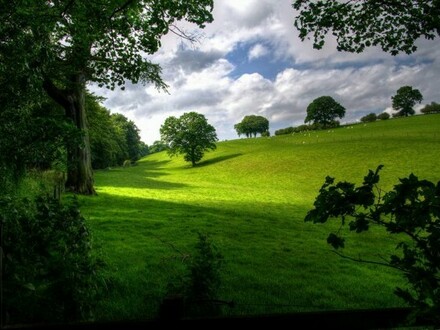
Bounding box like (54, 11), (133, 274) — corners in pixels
(89, 0), (440, 145)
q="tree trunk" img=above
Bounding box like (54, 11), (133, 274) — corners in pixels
(43, 76), (96, 195)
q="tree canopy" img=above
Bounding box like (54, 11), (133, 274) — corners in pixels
(160, 112), (218, 166)
(305, 96), (345, 127)
(234, 115), (269, 138)
(421, 102), (440, 114)
(0, 0), (214, 194)
(392, 86), (423, 117)
(293, 0), (440, 55)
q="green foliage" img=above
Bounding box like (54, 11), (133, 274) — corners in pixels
(293, 0), (440, 55)
(160, 112), (218, 166)
(111, 113), (143, 162)
(305, 166), (440, 323)
(421, 102), (440, 114)
(87, 94), (147, 169)
(1, 194), (104, 325)
(0, 96), (80, 190)
(149, 140), (168, 154)
(1, 0), (214, 193)
(360, 113), (377, 123)
(184, 233), (224, 316)
(377, 112), (391, 120)
(275, 126), (295, 136)
(392, 86), (423, 117)
(305, 96), (345, 127)
(234, 115), (270, 138)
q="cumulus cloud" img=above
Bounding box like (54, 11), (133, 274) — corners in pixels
(91, 0), (440, 145)
(248, 44), (269, 61)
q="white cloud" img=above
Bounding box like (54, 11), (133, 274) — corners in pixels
(248, 44), (269, 61)
(91, 0), (440, 145)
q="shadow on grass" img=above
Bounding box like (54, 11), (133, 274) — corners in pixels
(96, 159), (189, 190)
(196, 153), (243, 167)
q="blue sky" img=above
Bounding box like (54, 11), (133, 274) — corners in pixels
(91, 0), (439, 145)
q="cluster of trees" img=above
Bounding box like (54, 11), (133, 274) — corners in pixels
(1, 0), (214, 194)
(421, 102), (440, 114)
(360, 112), (390, 123)
(234, 115), (270, 138)
(87, 94), (148, 169)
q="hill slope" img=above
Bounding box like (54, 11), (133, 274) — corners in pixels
(80, 114), (440, 320)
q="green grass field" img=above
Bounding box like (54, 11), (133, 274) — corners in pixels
(79, 114), (440, 321)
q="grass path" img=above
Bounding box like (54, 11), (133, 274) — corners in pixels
(79, 115), (440, 320)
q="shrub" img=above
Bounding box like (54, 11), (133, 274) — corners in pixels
(360, 113), (377, 122)
(160, 233), (224, 319)
(275, 127), (294, 136)
(377, 112), (390, 120)
(420, 102), (440, 114)
(1, 194), (104, 325)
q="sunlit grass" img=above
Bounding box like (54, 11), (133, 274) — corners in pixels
(79, 114), (440, 320)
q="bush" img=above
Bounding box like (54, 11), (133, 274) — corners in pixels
(360, 113), (377, 122)
(1, 194), (104, 325)
(275, 127), (294, 136)
(161, 233), (224, 319)
(377, 112), (390, 120)
(420, 102), (440, 114)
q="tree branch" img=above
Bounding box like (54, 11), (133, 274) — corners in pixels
(110, 0), (135, 20)
(331, 250), (404, 271)
(43, 79), (69, 109)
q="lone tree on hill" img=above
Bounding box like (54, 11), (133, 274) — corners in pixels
(392, 86), (423, 117)
(293, 1), (440, 55)
(0, 0), (214, 194)
(234, 115), (269, 138)
(160, 112), (218, 166)
(305, 96), (345, 128)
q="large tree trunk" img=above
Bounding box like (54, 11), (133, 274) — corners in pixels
(43, 76), (96, 195)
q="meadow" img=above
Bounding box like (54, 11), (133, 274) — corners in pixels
(79, 114), (440, 321)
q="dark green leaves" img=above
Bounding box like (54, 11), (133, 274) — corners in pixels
(305, 165), (440, 323)
(304, 96), (345, 128)
(327, 233), (345, 249)
(293, 0), (440, 55)
(160, 112), (218, 166)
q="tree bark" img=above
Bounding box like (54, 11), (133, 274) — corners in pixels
(43, 76), (96, 195)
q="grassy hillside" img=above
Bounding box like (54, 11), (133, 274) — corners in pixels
(79, 114), (440, 320)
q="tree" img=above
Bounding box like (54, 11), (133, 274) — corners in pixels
(160, 112), (218, 166)
(111, 114), (143, 162)
(293, 1), (440, 55)
(360, 113), (377, 123)
(305, 166), (440, 324)
(149, 140), (168, 154)
(392, 86), (423, 117)
(1, 1), (214, 194)
(305, 96), (345, 128)
(377, 112), (391, 120)
(234, 115), (269, 138)
(421, 102), (440, 114)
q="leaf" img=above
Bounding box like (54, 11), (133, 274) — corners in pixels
(24, 283), (36, 291)
(327, 233), (345, 249)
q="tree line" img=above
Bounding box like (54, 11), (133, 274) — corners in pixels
(275, 86), (436, 136)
